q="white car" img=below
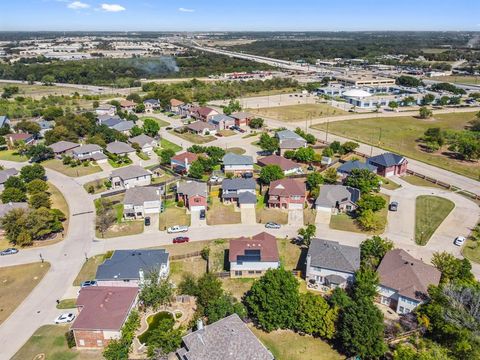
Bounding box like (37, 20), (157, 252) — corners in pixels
(55, 313), (75, 324)
(167, 225), (189, 234)
(454, 236), (466, 246)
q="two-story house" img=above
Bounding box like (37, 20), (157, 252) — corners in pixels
(222, 153), (254, 176)
(230, 112), (253, 127)
(367, 152), (408, 177)
(267, 178), (306, 210)
(123, 187), (161, 220)
(110, 165), (152, 189)
(169, 99), (185, 114)
(190, 106), (219, 122)
(129, 134), (158, 155)
(209, 114), (235, 130)
(72, 144), (108, 163)
(171, 152), (199, 174)
(221, 178), (257, 207)
(143, 99), (161, 113)
(176, 180), (208, 212)
(95, 104), (116, 117)
(120, 99), (136, 113)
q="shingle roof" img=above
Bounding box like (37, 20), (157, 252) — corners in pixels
(230, 112), (252, 120)
(222, 178), (256, 192)
(170, 98), (184, 107)
(0, 202), (28, 218)
(179, 314), (274, 360)
(96, 104), (116, 111)
(269, 178), (306, 197)
(377, 249), (441, 301)
(229, 232), (279, 263)
(187, 121), (216, 132)
(177, 181), (208, 198)
(222, 153), (253, 166)
(8, 133), (33, 142)
(95, 249), (169, 281)
(99, 116), (123, 127)
(72, 144), (102, 155)
(48, 140), (79, 154)
(112, 120), (134, 132)
(238, 191), (257, 204)
(172, 152), (199, 164)
(124, 187), (159, 207)
(337, 160), (377, 174)
(110, 165), (152, 180)
(106, 141), (135, 155)
(307, 239), (360, 273)
(368, 152), (406, 168)
(209, 114), (235, 125)
(129, 134), (155, 147)
(120, 99), (136, 107)
(257, 155), (300, 171)
(278, 138), (306, 149)
(0, 168), (18, 184)
(276, 129), (305, 141)
(144, 99), (160, 105)
(315, 185), (360, 208)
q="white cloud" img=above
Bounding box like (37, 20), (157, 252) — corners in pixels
(178, 7), (194, 13)
(67, 1), (90, 9)
(100, 3), (126, 12)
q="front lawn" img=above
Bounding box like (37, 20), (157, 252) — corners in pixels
(0, 149), (28, 162)
(217, 129), (236, 137)
(108, 157), (132, 168)
(73, 253), (110, 286)
(256, 208), (288, 224)
(169, 130), (216, 144)
(463, 239), (480, 264)
(415, 195), (455, 245)
(402, 175), (449, 190)
(56, 298), (76, 309)
(142, 116), (169, 127)
(303, 208), (317, 225)
(43, 159), (102, 177)
(159, 206), (191, 230)
(207, 197), (241, 225)
(160, 138), (182, 153)
(380, 177), (401, 190)
(247, 103), (348, 122)
(94, 197), (144, 238)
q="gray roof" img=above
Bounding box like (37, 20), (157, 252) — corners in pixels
(0, 168), (18, 184)
(0, 116), (9, 127)
(238, 192), (257, 204)
(278, 138), (306, 149)
(222, 178), (256, 192)
(124, 187), (159, 207)
(111, 165), (152, 180)
(106, 141), (135, 155)
(129, 134), (155, 147)
(338, 160), (377, 174)
(73, 144), (102, 155)
(48, 141), (79, 154)
(112, 120), (134, 132)
(187, 121), (216, 132)
(315, 185), (360, 208)
(368, 152), (405, 168)
(222, 153), (253, 166)
(230, 112), (251, 120)
(95, 249), (169, 281)
(177, 181), (207, 198)
(0, 202), (28, 218)
(144, 99), (160, 105)
(98, 115), (122, 125)
(308, 239), (360, 273)
(276, 129), (305, 141)
(178, 314), (274, 360)
(209, 114), (235, 125)
(96, 104), (116, 111)
(91, 152), (108, 161)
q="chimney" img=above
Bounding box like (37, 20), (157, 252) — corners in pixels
(139, 268), (145, 284)
(196, 319), (204, 331)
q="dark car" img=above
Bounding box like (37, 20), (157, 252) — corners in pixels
(389, 201), (399, 211)
(80, 280), (97, 288)
(307, 164), (315, 171)
(173, 236), (190, 243)
(243, 172), (253, 179)
(200, 209), (206, 220)
(145, 217), (151, 226)
(0, 248), (18, 256)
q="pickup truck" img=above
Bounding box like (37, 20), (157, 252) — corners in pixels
(167, 225), (189, 234)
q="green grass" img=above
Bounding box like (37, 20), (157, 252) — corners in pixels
(56, 298), (76, 309)
(415, 195), (455, 245)
(169, 130), (216, 144)
(160, 138), (182, 152)
(107, 158), (132, 168)
(402, 175), (449, 190)
(380, 177), (401, 190)
(142, 116), (170, 127)
(247, 103), (348, 122)
(225, 147), (246, 155)
(49, 182), (69, 242)
(73, 252), (112, 286)
(136, 151), (150, 160)
(463, 239), (480, 264)
(83, 177), (108, 194)
(138, 311), (174, 345)
(0, 149), (28, 162)
(43, 159), (102, 177)
(312, 112), (480, 180)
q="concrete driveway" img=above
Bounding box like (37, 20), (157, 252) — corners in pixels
(288, 209), (304, 226)
(241, 207), (257, 225)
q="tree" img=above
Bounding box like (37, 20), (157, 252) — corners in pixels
(345, 168), (380, 193)
(135, 103), (145, 113)
(14, 120), (41, 136)
(393, 340), (453, 360)
(294, 147), (315, 162)
(245, 268), (300, 332)
(188, 160), (205, 179)
(20, 164), (46, 183)
(396, 75), (423, 87)
(419, 106), (433, 119)
(103, 340), (129, 360)
(96, 207), (116, 238)
(431, 251), (474, 284)
(448, 132), (480, 160)
(357, 209), (384, 232)
(360, 236), (394, 268)
(438, 96), (450, 106)
(4, 176), (26, 192)
(130, 125), (143, 137)
(388, 101), (399, 111)
(341, 141), (359, 153)
(322, 166), (338, 184)
(298, 224), (316, 246)
(159, 149), (175, 165)
(249, 117), (264, 129)
(16, 230), (33, 247)
(29, 192), (52, 209)
(26, 144), (54, 163)
(306, 172), (323, 190)
(296, 292), (336, 339)
(1, 188), (27, 203)
(423, 94), (436, 105)
(1, 208), (28, 245)
(259, 165), (284, 184)
(139, 271), (174, 310)
(41, 75), (55, 86)
(142, 118), (160, 137)
(357, 193), (387, 212)
(259, 133), (279, 154)
(145, 317), (183, 357)
(223, 99), (242, 115)
(1, 85), (19, 99)
(352, 267), (379, 301)
(204, 293), (247, 324)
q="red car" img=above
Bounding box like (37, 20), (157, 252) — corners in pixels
(173, 236), (190, 243)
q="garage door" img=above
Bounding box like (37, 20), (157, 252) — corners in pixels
(385, 170), (395, 177)
(288, 203), (304, 210)
(144, 206), (160, 214)
(190, 206), (206, 212)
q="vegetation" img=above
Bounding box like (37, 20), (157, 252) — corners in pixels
(360, 235), (394, 269)
(248, 103), (347, 122)
(103, 311), (140, 360)
(259, 164), (284, 184)
(415, 196), (455, 245)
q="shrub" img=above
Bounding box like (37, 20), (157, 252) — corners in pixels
(65, 330), (76, 348)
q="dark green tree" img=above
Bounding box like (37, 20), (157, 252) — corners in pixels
(345, 168), (380, 193)
(259, 164), (284, 185)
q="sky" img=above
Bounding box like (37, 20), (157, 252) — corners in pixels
(0, 0), (479, 32)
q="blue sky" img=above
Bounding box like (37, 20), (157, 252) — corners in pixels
(0, 0), (479, 31)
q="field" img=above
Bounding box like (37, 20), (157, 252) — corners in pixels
(0, 262), (50, 325)
(463, 239), (480, 264)
(415, 195), (455, 245)
(160, 138), (182, 152)
(0, 81), (92, 99)
(169, 130), (216, 144)
(74, 253), (109, 286)
(247, 103), (348, 122)
(43, 159), (102, 177)
(141, 116), (169, 128)
(159, 206), (191, 230)
(312, 112), (479, 179)
(430, 75), (480, 85)
(0, 149), (28, 162)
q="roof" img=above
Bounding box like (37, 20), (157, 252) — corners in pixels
(129, 134), (155, 147)
(144, 99), (160, 105)
(71, 286), (138, 331)
(112, 120), (134, 132)
(222, 178), (256, 192)
(257, 155), (300, 171)
(187, 121), (216, 132)
(238, 191), (257, 204)
(276, 129), (304, 142)
(120, 99), (136, 107)
(377, 249), (441, 301)
(91, 152), (108, 161)
(124, 187), (159, 207)
(315, 185), (360, 208)
(325, 274), (348, 285)
(96, 104), (116, 111)
(337, 160), (377, 174)
(269, 178), (306, 197)
(73, 144), (102, 155)
(229, 232), (279, 263)
(194, 106), (217, 117)
(98, 115), (122, 125)
(308, 239), (360, 273)
(170, 98), (184, 107)
(278, 138), (306, 149)
(222, 153), (253, 166)
(0, 202), (28, 218)
(95, 249), (169, 281)
(0, 168), (18, 184)
(178, 314), (274, 360)
(177, 181), (208, 198)
(110, 165), (152, 180)
(230, 112), (252, 120)
(368, 152), (406, 168)
(106, 141), (135, 154)
(172, 152), (199, 164)
(342, 89), (372, 98)
(209, 114), (235, 125)
(8, 133), (32, 142)
(0, 115), (9, 126)
(48, 140), (79, 154)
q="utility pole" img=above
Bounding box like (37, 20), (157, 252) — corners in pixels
(325, 118), (329, 142)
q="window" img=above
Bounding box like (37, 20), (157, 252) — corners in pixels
(235, 271), (242, 276)
(248, 271), (255, 274)
(79, 339), (85, 346)
(255, 270), (262, 274)
(96, 340), (103, 346)
(399, 306), (405, 314)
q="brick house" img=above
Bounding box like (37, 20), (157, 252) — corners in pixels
(209, 114), (235, 130)
(222, 153), (254, 176)
(267, 178), (306, 210)
(176, 181), (208, 211)
(190, 106), (219, 122)
(367, 152), (408, 177)
(7, 133), (35, 148)
(230, 112), (253, 127)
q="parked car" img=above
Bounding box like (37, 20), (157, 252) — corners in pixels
(307, 164), (315, 171)
(454, 236), (466, 246)
(54, 313), (75, 324)
(0, 248), (18, 256)
(389, 201), (399, 211)
(160, 203), (165, 213)
(200, 209), (206, 220)
(80, 280), (97, 288)
(145, 217), (151, 226)
(167, 225), (189, 233)
(265, 222), (281, 229)
(243, 172), (253, 179)
(209, 175), (223, 183)
(173, 236), (190, 243)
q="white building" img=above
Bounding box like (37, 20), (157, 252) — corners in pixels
(110, 165), (152, 189)
(123, 187), (161, 219)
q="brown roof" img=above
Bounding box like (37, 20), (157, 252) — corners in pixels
(72, 286), (138, 331)
(170, 98), (184, 107)
(377, 249), (441, 301)
(194, 106), (217, 118)
(229, 232), (279, 262)
(120, 99), (136, 107)
(187, 121), (216, 132)
(8, 133), (32, 141)
(269, 178), (306, 197)
(257, 155), (300, 171)
(171, 151), (199, 163)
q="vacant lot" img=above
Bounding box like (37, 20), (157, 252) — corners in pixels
(43, 159), (102, 177)
(0, 262), (50, 325)
(312, 112), (479, 179)
(0, 149), (28, 162)
(159, 206), (191, 230)
(415, 195), (455, 245)
(430, 75), (480, 85)
(169, 130), (216, 144)
(0, 81), (92, 98)
(207, 197), (241, 225)
(256, 208), (288, 224)
(248, 103), (348, 122)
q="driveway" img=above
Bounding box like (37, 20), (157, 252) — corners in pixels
(240, 207), (257, 225)
(190, 210), (207, 228)
(288, 209), (304, 226)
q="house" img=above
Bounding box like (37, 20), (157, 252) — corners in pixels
(306, 239), (360, 289)
(37, 119), (54, 137)
(129, 134), (157, 155)
(230, 112), (252, 127)
(176, 180), (208, 211)
(221, 178), (257, 207)
(171, 152), (199, 173)
(222, 153), (254, 176)
(275, 130), (307, 155)
(48, 141), (80, 158)
(257, 154), (302, 175)
(98, 115), (134, 135)
(190, 106), (219, 122)
(120, 99), (136, 113)
(110, 165), (152, 189)
(367, 152), (408, 177)
(229, 232), (280, 278)
(186, 121), (216, 136)
(71, 286), (139, 349)
(376, 249), (441, 314)
(97, 114), (122, 126)
(72, 144), (108, 163)
(143, 99), (161, 113)
(267, 178), (306, 209)
(209, 114), (235, 130)
(105, 141), (136, 156)
(315, 185), (360, 214)
(0, 115), (10, 128)
(169, 98), (184, 114)
(0, 168), (19, 191)
(95, 249), (170, 286)
(123, 187), (161, 219)
(95, 104), (116, 117)
(7, 133), (34, 147)
(176, 314), (274, 360)
(337, 160), (377, 179)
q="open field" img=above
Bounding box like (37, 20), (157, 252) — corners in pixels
(250, 327), (344, 360)
(43, 159), (102, 177)
(169, 130), (216, 144)
(415, 195), (455, 245)
(312, 112), (479, 179)
(430, 75), (480, 85)
(11, 325), (103, 360)
(247, 103), (348, 122)
(0, 81), (93, 98)
(0, 262), (50, 325)
(0, 149), (28, 162)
